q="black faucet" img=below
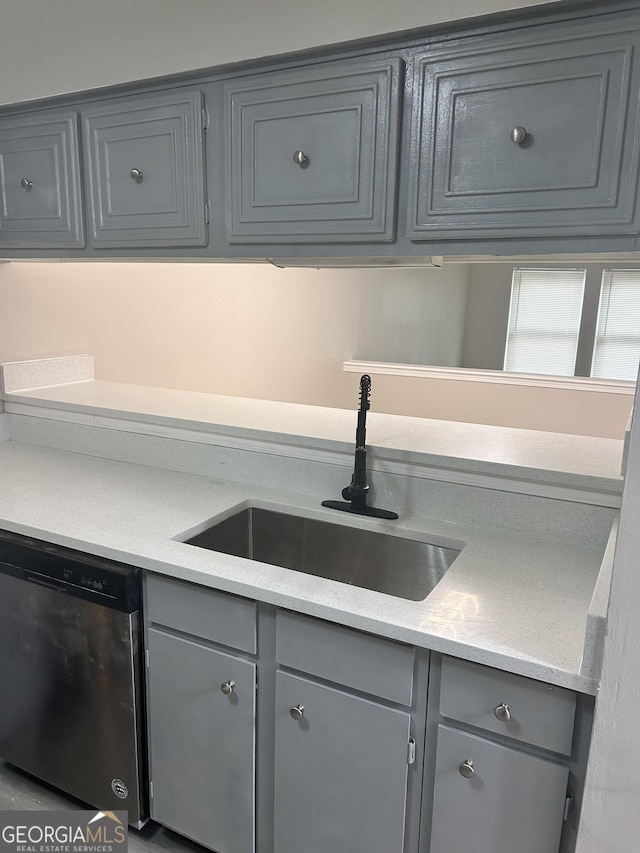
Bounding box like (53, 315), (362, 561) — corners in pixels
(322, 374), (398, 520)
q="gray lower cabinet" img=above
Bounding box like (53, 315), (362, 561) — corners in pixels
(427, 656), (581, 853)
(407, 15), (640, 240)
(144, 577), (422, 853)
(430, 725), (569, 853)
(224, 56), (402, 243)
(83, 90), (208, 247)
(146, 627), (256, 853)
(144, 578), (586, 853)
(272, 609), (420, 853)
(144, 576), (257, 853)
(0, 109), (84, 248)
(273, 671), (412, 853)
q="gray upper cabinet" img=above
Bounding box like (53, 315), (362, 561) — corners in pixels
(224, 56), (402, 243)
(83, 90), (208, 247)
(0, 109), (84, 248)
(407, 17), (640, 240)
(3, 6), (639, 257)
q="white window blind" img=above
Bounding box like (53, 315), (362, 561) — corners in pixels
(504, 268), (586, 376)
(591, 270), (640, 382)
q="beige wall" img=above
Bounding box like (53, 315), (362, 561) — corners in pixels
(366, 372), (632, 438)
(0, 261), (632, 438)
(0, 262), (469, 409)
(0, 0), (560, 106)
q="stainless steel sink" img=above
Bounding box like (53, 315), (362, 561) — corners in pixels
(184, 507), (460, 601)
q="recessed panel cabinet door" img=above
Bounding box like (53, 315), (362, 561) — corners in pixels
(430, 725), (569, 853)
(408, 23), (640, 239)
(274, 671), (411, 853)
(83, 91), (207, 247)
(0, 110), (84, 248)
(225, 57), (402, 242)
(146, 628), (255, 853)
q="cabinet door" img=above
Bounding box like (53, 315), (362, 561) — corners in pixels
(147, 628), (255, 853)
(0, 110), (84, 248)
(408, 23), (640, 239)
(225, 57), (401, 243)
(274, 671), (411, 853)
(83, 91), (207, 247)
(430, 725), (569, 853)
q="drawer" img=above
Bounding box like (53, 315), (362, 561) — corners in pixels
(145, 574), (256, 654)
(276, 610), (414, 706)
(439, 656), (576, 755)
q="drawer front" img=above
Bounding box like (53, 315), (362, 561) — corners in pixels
(146, 574), (256, 653)
(408, 22), (640, 239)
(276, 610), (414, 705)
(0, 110), (84, 248)
(430, 725), (569, 853)
(83, 90), (207, 247)
(225, 57), (402, 243)
(439, 656), (576, 755)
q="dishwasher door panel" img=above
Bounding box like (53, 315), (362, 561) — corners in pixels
(0, 570), (146, 823)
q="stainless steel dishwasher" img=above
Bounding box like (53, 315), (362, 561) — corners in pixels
(0, 530), (148, 827)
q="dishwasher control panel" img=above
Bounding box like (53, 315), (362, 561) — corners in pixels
(0, 529), (141, 612)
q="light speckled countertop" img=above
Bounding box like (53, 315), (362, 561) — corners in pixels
(0, 429), (616, 695)
(3, 379), (625, 493)
(0, 374), (625, 695)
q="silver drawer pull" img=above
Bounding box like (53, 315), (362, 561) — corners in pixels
(130, 168), (144, 182)
(494, 702), (511, 722)
(292, 150), (309, 166)
(220, 680), (235, 695)
(20, 178), (33, 190)
(459, 759), (475, 779)
(290, 704), (305, 720)
(511, 126), (527, 144)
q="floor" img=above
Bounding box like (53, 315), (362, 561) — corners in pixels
(0, 762), (207, 853)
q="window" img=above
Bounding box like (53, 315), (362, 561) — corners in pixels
(591, 270), (640, 382)
(504, 268), (586, 376)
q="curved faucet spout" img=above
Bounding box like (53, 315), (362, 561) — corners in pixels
(322, 374), (399, 520)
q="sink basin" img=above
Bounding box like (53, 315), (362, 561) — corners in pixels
(183, 507), (460, 601)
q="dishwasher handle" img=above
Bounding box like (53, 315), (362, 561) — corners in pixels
(25, 572), (68, 594)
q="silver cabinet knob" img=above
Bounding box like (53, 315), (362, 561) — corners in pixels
(511, 127), (527, 144)
(292, 150), (309, 166)
(220, 680), (235, 695)
(458, 759), (475, 779)
(290, 704), (305, 720)
(130, 168), (143, 182)
(20, 178), (33, 190)
(494, 702), (511, 722)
